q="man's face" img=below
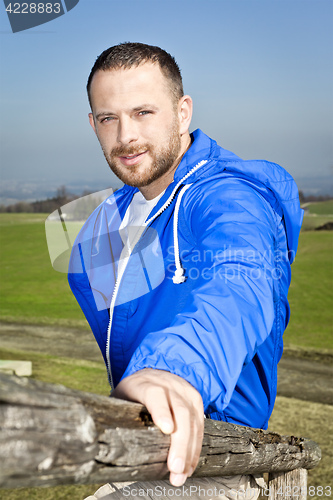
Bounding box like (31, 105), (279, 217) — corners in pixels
(88, 63), (182, 190)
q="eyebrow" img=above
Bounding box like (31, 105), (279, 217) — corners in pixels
(95, 104), (159, 120)
(132, 104), (159, 112)
(95, 111), (115, 120)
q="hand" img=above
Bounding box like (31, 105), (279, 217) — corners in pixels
(111, 368), (204, 487)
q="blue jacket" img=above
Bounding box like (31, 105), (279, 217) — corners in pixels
(68, 129), (303, 429)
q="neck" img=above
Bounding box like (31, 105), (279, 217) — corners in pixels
(139, 132), (192, 200)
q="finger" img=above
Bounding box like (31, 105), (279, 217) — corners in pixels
(142, 386), (175, 435)
(179, 407), (203, 476)
(168, 408), (192, 487)
(168, 396), (204, 483)
(167, 400), (191, 475)
(188, 406), (204, 476)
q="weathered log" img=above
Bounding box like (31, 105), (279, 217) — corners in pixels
(0, 373), (321, 489)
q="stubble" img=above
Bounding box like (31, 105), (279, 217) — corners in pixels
(102, 121), (182, 188)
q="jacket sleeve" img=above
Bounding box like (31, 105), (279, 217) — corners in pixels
(121, 177), (283, 413)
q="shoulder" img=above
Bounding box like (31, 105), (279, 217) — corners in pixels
(184, 170), (275, 219)
(179, 167), (279, 245)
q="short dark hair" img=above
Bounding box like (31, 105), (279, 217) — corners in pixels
(87, 42), (184, 107)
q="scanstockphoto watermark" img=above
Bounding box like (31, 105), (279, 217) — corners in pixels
(121, 484), (259, 499)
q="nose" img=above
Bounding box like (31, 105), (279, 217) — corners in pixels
(117, 117), (139, 146)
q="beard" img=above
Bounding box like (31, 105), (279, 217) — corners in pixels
(102, 121), (182, 188)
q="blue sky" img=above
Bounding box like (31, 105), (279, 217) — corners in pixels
(0, 0), (332, 200)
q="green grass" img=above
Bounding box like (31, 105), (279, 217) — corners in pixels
(301, 214), (333, 231)
(0, 347), (109, 395)
(0, 213), (85, 326)
(0, 484), (104, 500)
(269, 396), (333, 496)
(301, 199), (333, 231)
(285, 231), (333, 350)
(306, 200), (333, 215)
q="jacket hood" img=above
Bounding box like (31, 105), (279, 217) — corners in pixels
(175, 129), (303, 263)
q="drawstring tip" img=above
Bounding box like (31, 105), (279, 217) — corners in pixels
(172, 268), (186, 284)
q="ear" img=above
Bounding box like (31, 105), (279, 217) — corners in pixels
(88, 113), (97, 135)
(177, 95), (193, 135)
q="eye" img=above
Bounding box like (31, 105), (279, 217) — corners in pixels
(138, 110), (152, 116)
(100, 116), (116, 123)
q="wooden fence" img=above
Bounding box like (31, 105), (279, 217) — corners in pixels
(0, 373), (321, 498)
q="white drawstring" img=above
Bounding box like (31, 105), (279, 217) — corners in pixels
(172, 184), (192, 284)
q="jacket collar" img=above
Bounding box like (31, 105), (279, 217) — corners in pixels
(173, 129), (215, 182)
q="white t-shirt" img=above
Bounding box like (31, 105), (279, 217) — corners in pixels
(117, 190), (165, 277)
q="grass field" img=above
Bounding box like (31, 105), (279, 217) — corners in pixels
(306, 200), (333, 215)
(268, 396), (333, 494)
(301, 214), (333, 231)
(285, 231), (333, 350)
(0, 213), (87, 327)
(0, 210), (332, 498)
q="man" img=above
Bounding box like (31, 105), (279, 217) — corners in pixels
(68, 42), (303, 496)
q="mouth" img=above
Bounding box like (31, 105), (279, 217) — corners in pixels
(118, 151), (148, 166)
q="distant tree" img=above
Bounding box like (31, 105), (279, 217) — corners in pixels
(6, 202), (33, 213)
(1, 185), (117, 213)
(55, 185), (75, 205)
(30, 186), (78, 213)
(298, 190), (305, 204)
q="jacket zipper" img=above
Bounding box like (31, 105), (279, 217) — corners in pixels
(105, 159), (208, 390)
